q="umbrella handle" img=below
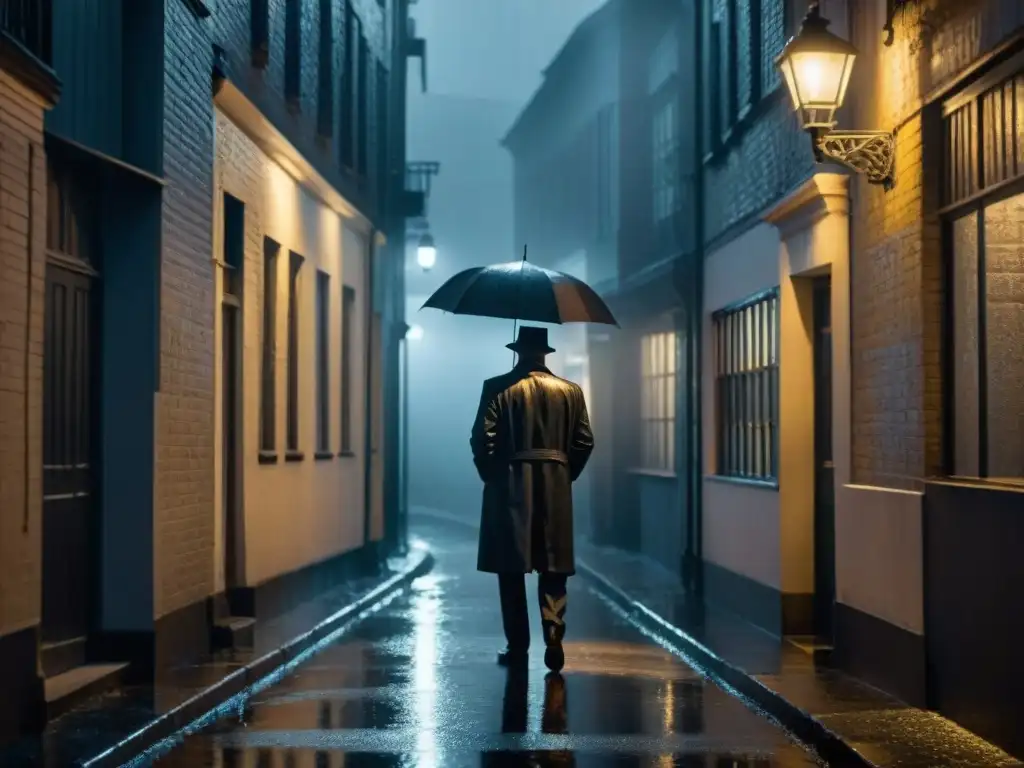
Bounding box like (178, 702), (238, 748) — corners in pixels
(511, 245), (527, 365)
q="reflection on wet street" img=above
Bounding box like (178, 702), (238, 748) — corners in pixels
(149, 520), (822, 767)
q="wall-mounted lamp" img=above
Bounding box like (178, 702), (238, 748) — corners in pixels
(416, 233), (436, 271)
(777, 1), (895, 189)
(407, 324), (424, 341)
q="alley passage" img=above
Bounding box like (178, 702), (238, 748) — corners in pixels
(149, 519), (822, 767)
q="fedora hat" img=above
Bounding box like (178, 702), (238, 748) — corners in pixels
(506, 325), (555, 354)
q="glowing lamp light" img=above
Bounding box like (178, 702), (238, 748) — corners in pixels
(776, 3), (857, 133)
(407, 324), (424, 341)
(416, 233), (437, 271)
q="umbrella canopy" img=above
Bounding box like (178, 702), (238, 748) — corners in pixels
(420, 259), (619, 326)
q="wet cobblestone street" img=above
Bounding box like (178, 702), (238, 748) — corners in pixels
(145, 519), (822, 767)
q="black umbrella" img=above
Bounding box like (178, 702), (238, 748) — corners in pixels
(420, 247), (618, 326)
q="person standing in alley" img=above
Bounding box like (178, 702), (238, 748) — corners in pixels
(470, 325), (594, 672)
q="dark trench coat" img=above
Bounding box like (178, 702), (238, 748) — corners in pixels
(470, 362), (594, 575)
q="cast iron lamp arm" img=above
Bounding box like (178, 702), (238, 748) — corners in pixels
(809, 126), (896, 190)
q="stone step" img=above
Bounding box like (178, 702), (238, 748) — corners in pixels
(45, 663), (129, 721)
(212, 616), (256, 650)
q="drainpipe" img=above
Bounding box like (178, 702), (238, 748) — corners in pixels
(681, 0), (706, 595)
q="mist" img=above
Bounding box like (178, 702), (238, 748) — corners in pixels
(403, 0), (606, 527)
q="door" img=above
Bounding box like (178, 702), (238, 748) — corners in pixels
(222, 301), (242, 589)
(812, 277), (836, 642)
(42, 264), (97, 645)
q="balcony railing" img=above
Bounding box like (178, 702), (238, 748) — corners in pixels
(1, 0), (52, 64)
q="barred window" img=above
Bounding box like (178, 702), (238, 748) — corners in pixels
(640, 331), (676, 472)
(714, 290), (778, 480)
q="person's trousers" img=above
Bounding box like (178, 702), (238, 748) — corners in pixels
(498, 572), (568, 651)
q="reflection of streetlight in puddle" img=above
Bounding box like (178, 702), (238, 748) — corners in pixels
(411, 577), (441, 767)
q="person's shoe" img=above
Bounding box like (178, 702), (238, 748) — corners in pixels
(497, 646), (528, 666)
(543, 643), (564, 672)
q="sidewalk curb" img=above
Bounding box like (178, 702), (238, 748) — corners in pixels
(411, 510), (873, 768)
(80, 547), (435, 768)
(575, 561), (875, 768)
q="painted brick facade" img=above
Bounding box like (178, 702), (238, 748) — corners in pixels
(0, 73), (48, 637)
(153, 0), (393, 619)
(847, 0), (1024, 488)
(154, 2), (218, 619)
(213, 0), (388, 222)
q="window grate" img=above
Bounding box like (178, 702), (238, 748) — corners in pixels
(713, 289), (779, 481)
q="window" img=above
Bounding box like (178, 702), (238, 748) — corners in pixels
(339, 4), (359, 170)
(284, 0), (301, 107)
(260, 238), (280, 455)
(286, 251), (304, 457)
(340, 285), (356, 453)
(640, 331), (677, 472)
(713, 290), (778, 481)
(355, 33), (369, 176)
(721, 0), (738, 133)
(704, 19), (722, 159)
(596, 105), (617, 238)
(376, 61), (389, 210)
(251, 0), (270, 68)
(317, 0), (333, 136)
(784, 0), (808, 38)
(315, 271), (331, 455)
(943, 61), (1024, 482)
(221, 193), (244, 298)
(652, 95), (678, 223)
(747, 0), (763, 108)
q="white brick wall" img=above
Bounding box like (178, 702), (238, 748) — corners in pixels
(0, 73), (48, 637)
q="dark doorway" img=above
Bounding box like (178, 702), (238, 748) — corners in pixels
(42, 264), (98, 647)
(41, 160), (100, 674)
(222, 300), (242, 590)
(812, 276), (835, 642)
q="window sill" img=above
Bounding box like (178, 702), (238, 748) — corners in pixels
(180, 0), (212, 20)
(284, 450), (305, 462)
(705, 474), (778, 490)
(314, 450), (334, 461)
(338, 450), (357, 458)
(257, 450), (278, 465)
(927, 476), (1024, 492)
(628, 468), (677, 479)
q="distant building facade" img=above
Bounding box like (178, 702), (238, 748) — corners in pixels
(0, 0), (416, 745)
(504, 0), (701, 565)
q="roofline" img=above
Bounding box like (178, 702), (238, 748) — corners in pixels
(501, 0), (618, 152)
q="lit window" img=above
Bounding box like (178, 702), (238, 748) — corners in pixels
(713, 290), (778, 481)
(641, 331), (677, 472)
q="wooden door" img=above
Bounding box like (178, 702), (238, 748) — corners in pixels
(42, 263), (97, 644)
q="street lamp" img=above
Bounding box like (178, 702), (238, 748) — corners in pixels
(416, 233), (436, 271)
(407, 324), (424, 341)
(777, 1), (895, 188)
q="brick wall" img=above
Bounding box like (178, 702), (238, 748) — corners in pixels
(155, 1), (217, 619)
(0, 74), (47, 636)
(213, 0), (388, 222)
(847, 0), (1023, 488)
(154, 0), (394, 617)
(703, 0), (816, 248)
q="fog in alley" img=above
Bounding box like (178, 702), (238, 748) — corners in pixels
(403, 0), (607, 526)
